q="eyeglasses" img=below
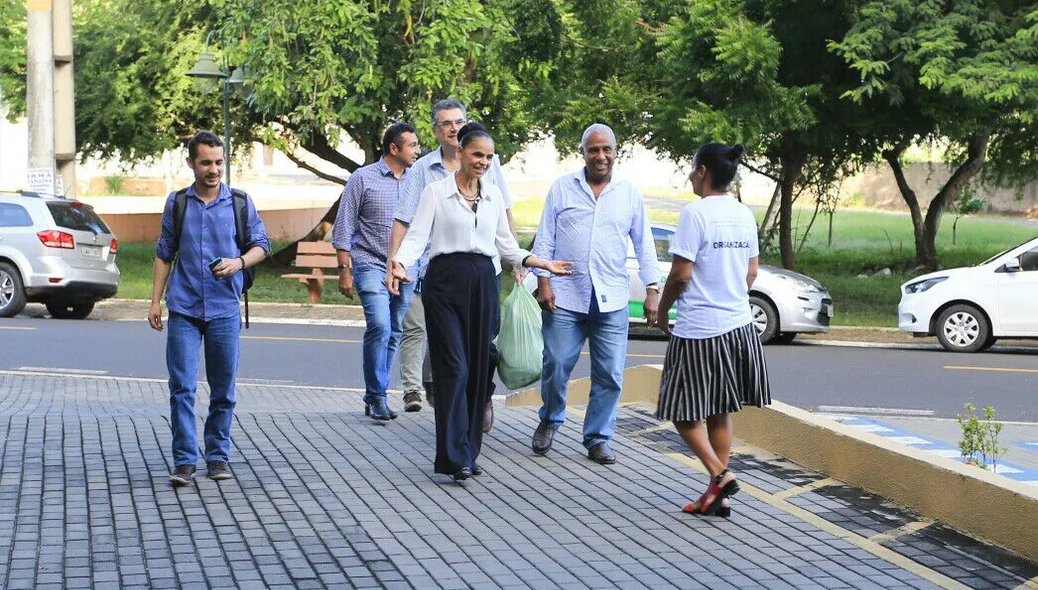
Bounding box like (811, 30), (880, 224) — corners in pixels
(433, 118), (467, 129)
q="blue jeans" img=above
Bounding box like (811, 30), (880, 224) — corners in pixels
(539, 296), (629, 449)
(167, 312), (241, 466)
(354, 263), (415, 403)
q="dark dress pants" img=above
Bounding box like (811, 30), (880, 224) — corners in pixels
(423, 253), (498, 475)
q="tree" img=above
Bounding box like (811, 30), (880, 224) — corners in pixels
(949, 184), (986, 246)
(832, 0), (1038, 269)
(642, 0), (876, 270)
(0, 1), (27, 114)
(0, 0), (564, 249)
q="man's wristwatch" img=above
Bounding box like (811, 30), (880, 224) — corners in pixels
(337, 263), (351, 271)
(645, 283), (660, 293)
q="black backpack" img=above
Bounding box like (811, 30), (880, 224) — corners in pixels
(171, 187), (255, 327)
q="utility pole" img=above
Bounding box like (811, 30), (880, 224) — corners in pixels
(25, 0), (75, 198)
(53, 0), (76, 197)
(26, 0), (55, 192)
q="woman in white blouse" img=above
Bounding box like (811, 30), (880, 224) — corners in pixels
(388, 127), (572, 482)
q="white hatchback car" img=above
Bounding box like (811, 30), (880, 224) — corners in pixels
(523, 222), (833, 343)
(898, 237), (1038, 352)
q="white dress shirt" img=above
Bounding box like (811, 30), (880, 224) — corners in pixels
(395, 173), (531, 273)
(531, 169), (659, 314)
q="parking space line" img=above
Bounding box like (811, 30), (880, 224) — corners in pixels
(945, 365), (1038, 375)
(665, 452), (970, 590)
(868, 520), (934, 543)
(773, 477), (839, 500)
(0, 326), (35, 330)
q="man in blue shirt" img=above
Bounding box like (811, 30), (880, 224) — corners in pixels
(332, 123), (422, 420)
(149, 131), (270, 486)
(530, 124), (660, 464)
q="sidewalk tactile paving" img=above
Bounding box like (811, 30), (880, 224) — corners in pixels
(0, 373), (1034, 589)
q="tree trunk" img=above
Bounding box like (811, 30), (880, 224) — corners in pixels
(759, 184), (781, 248)
(883, 140), (927, 267)
(884, 132), (990, 270)
(918, 130), (990, 269)
(827, 211), (835, 248)
(779, 135), (807, 270)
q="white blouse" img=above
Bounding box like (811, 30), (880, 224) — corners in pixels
(395, 173), (532, 271)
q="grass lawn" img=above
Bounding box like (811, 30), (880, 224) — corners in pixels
(113, 206), (1035, 327)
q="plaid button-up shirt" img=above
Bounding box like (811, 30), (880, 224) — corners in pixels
(332, 158), (405, 273)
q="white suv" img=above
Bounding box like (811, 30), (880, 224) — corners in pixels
(898, 237), (1038, 352)
(0, 191), (120, 319)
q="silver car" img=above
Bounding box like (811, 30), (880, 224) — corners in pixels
(0, 191), (120, 319)
(523, 222), (832, 343)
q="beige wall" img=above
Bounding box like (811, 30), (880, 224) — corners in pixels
(846, 163), (1038, 217)
(102, 207), (330, 243)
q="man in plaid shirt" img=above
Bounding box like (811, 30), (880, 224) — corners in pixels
(332, 123), (422, 420)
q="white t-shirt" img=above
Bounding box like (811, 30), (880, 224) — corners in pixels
(669, 195), (760, 339)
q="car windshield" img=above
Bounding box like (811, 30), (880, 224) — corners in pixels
(47, 201), (111, 234)
(977, 240), (1033, 266)
(652, 227), (674, 262)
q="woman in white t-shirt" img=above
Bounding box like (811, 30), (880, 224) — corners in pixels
(651, 143), (771, 518)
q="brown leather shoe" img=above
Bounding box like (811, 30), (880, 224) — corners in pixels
(207, 460), (232, 480)
(588, 442), (616, 465)
(482, 401), (494, 433)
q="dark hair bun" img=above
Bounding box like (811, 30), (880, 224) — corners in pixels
(457, 122), (487, 144)
(728, 144), (745, 161)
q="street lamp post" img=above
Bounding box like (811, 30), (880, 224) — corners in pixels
(185, 44), (245, 187)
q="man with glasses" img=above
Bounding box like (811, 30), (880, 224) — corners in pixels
(387, 99), (519, 427)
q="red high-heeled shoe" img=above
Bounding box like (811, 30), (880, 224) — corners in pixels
(687, 469), (739, 517)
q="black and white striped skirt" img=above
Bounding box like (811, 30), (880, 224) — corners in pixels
(656, 323), (771, 422)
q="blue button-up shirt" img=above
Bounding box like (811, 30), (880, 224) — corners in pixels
(331, 158), (404, 274)
(155, 184), (270, 320)
(394, 147), (512, 277)
(531, 169), (659, 314)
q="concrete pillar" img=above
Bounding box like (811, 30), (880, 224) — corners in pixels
(52, 0), (75, 197)
(26, 0), (55, 190)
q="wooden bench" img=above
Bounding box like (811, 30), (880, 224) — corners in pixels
(280, 241), (339, 303)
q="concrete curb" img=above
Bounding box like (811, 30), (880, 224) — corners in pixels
(507, 364), (1038, 562)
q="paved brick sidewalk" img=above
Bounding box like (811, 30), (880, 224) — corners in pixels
(0, 373), (1034, 589)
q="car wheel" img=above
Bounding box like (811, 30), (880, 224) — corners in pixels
(773, 331), (798, 344)
(749, 296), (779, 344)
(46, 300), (95, 320)
(935, 304), (991, 353)
(0, 262), (27, 318)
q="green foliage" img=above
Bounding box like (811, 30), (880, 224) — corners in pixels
(958, 403), (1008, 470)
(831, 0), (1038, 185)
(0, 0), (26, 115)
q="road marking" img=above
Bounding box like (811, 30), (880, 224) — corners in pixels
(581, 351), (665, 359)
(0, 326), (35, 331)
(945, 365), (1038, 375)
(665, 452), (970, 590)
(868, 520), (934, 543)
(16, 366), (108, 375)
(817, 406), (935, 417)
(773, 477), (839, 500)
(243, 335), (362, 344)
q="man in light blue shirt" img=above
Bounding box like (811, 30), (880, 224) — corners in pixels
(530, 124), (660, 464)
(388, 99), (519, 425)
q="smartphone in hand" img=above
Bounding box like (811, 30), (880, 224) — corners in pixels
(209, 257), (222, 276)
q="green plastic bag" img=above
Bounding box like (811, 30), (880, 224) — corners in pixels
(496, 285), (544, 390)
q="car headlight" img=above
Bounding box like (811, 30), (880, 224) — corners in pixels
(777, 274), (820, 294)
(904, 277), (948, 294)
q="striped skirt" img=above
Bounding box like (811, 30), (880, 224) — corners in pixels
(656, 323), (771, 422)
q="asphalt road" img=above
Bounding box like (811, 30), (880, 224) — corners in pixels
(1, 316), (1035, 421)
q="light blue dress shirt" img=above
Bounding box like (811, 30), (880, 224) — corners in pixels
(531, 169), (659, 315)
(394, 147), (512, 277)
